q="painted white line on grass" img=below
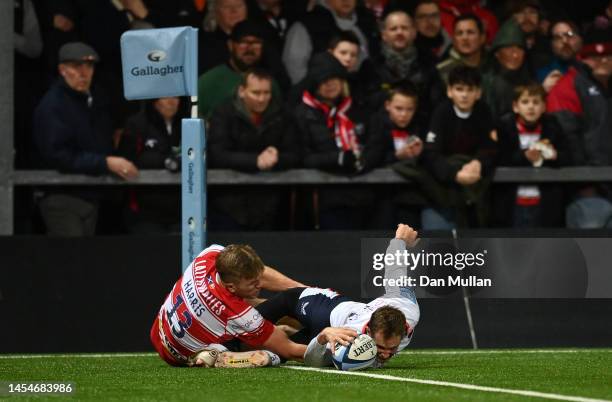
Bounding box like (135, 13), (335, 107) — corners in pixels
(400, 349), (612, 355)
(0, 353), (156, 359)
(284, 366), (611, 402)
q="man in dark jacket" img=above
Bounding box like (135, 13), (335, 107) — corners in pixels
(547, 26), (612, 228)
(371, 9), (444, 127)
(208, 68), (299, 230)
(33, 42), (138, 236)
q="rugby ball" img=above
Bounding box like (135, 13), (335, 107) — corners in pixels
(332, 334), (377, 371)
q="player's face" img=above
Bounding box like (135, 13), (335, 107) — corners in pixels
(446, 83), (481, 113)
(232, 274), (263, 299)
(371, 330), (402, 362)
(385, 93), (417, 128)
(512, 93), (545, 124)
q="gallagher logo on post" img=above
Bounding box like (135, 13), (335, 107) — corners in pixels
(147, 50), (167, 62)
(131, 49), (184, 77)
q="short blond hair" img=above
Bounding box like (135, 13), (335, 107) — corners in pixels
(216, 244), (264, 283)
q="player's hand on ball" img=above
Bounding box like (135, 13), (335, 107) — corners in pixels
(395, 224), (418, 247)
(317, 327), (357, 352)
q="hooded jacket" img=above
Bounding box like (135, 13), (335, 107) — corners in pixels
(482, 20), (531, 119)
(293, 52), (373, 211)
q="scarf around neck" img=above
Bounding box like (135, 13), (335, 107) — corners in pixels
(382, 43), (418, 79)
(302, 90), (358, 152)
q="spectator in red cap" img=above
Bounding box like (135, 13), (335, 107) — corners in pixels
(547, 26), (612, 228)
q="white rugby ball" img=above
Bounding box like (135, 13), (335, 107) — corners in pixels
(332, 334), (377, 371)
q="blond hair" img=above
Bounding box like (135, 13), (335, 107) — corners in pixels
(216, 244), (264, 283)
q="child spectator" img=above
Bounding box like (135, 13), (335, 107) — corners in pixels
(288, 30), (376, 111)
(366, 82), (423, 168)
(294, 52), (372, 229)
(327, 30), (378, 112)
(494, 83), (569, 228)
(420, 65), (497, 229)
(365, 82), (424, 228)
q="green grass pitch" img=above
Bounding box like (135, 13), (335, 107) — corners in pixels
(1, 349), (611, 402)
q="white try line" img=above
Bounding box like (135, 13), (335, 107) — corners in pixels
(284, 366), (612, 402)
(399, 349), (612, 355)
(0, 353), (156, 359)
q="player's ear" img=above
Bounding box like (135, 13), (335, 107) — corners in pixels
(224, 281), (237, 294)
(365, 326), (371, 336)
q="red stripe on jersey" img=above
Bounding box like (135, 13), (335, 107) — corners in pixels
(159, 310), (194, 359)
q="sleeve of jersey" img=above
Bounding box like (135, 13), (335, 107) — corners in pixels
(231, 307), (275, 347)
(304, 336), (332, 367)
(384, 238), (408, 297)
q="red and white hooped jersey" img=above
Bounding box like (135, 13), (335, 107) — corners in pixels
(156, 244), (274, 363)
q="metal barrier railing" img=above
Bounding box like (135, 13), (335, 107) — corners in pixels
(3, 167), (612, 234)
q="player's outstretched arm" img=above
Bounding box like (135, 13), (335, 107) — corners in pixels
(395, 223), (418, 247)
(383, 224), (419, 297)
(261, 326), (307, 361)
(260, 266), (305, 292)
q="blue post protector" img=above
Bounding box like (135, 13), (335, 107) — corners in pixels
(181, 118), (206, 272)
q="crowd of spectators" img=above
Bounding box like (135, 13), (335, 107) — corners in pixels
(13, 0), (612, 234)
